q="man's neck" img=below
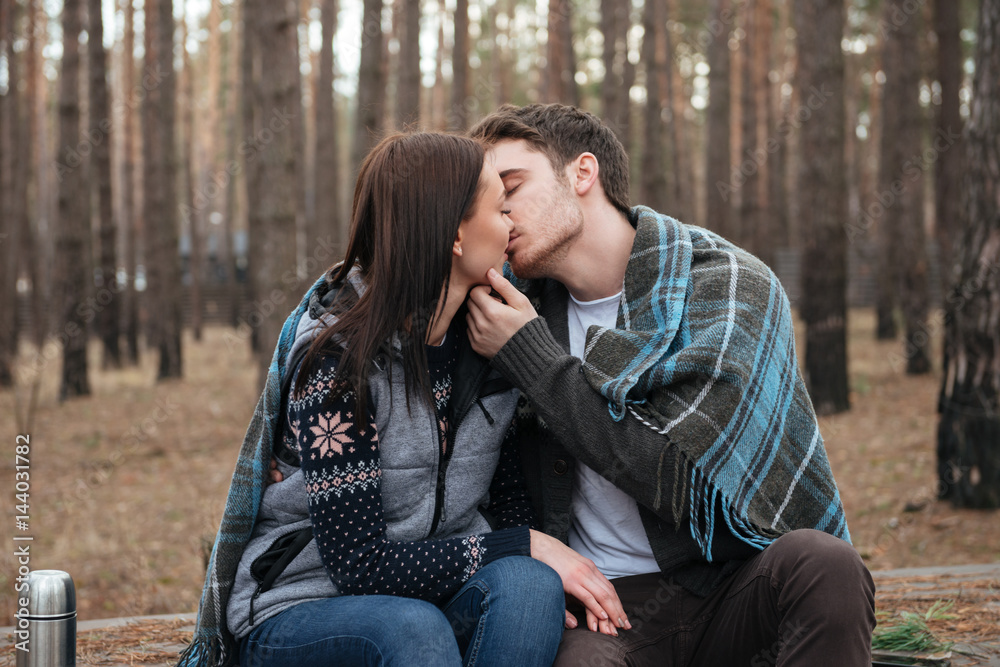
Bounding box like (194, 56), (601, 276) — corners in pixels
(551, 203), (635, 302)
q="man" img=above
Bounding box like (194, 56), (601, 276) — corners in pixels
(465, 103), (875, 666)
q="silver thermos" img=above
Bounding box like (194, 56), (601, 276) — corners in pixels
(15, 570), (76, 667)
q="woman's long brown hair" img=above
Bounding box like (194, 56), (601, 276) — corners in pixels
(294, 132), (487, 424)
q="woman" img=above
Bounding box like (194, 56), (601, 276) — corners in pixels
(181, 133), (576, 667)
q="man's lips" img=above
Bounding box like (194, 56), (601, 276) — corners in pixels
(506, 234), (520, 253)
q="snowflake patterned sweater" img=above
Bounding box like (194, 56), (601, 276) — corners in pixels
(227, 314), (535, 640)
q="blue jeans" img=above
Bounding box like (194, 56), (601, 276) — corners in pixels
(240, 556), (565, 667)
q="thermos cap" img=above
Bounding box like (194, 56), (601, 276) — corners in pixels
(26, 570), (76, 619)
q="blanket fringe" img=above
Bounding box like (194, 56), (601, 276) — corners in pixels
(176, 635), (232, 667)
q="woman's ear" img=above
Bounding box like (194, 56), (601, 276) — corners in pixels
(453, 225), (465, 257)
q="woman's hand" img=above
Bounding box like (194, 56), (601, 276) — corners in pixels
(530, 529), (630, 635)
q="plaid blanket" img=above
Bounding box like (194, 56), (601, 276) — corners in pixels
(177, 275), (328, 667)
(569, 206), (849, 559)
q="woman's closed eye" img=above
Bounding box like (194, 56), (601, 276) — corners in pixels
(501, 209), (511, 216)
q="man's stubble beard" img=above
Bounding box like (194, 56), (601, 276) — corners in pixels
(510, 186), (584, 280)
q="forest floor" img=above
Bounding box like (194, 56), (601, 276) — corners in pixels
(0, 309), (998, 629)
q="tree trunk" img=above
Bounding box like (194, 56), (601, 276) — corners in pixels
(353, 0), (385, 167)
(121, 0), (140, 364)
(248, 0), (304, 384)
(639, 0), (666, 213)
(23, 0), (44, 350)
(0, 0), (19, 388)
(768, 0), (790, 248)
(705, 0), (732, 237)
(33, 2), (56, 343)
(241, 0), (261, 353)
(874, 37), (897, 340)
(938, 0), (1000, 509)
(143, 0), (182, 379)
(88, 0), (120, 367)
(844, 51), (860, 241)
(795, 0), (849, 415)
(432, 1), (446, 129)
(396, 0), (421, 127)
(878, 0), (931, 373)
(449, 0), (469, 129)
(542, 0), (578, 106)
(601, 0), (633, 146)
(315, 0), (342, 253)
(224, 0), (242, 328)
(738, 0), (758, 253)
(933, 0), (964, 287)
(664, 0), (693, 224)
(56, 0), (91, 398)
(751, 0), (772, 266)
(180, 3), (203, 342)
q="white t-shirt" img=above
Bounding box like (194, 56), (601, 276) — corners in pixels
(565, 291), (660, 580)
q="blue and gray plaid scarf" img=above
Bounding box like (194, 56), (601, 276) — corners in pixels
(560, 206), (849, 559)
(177, 275), (329, 667)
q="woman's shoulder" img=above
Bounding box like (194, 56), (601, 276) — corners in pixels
(288, 352), (348, 413)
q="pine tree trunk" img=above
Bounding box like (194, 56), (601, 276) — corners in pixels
(182, 6), (202, 341)
(559, 0), (579, 107)
(353, 0), (385, 166)
(795, 0), (849, 415)
(639, 0), (666, 213)
(664, 0), (693, 224)
(937, 0), (1000, 509)
(33, 3), (56, 342)
(768, 0), (790, 248)
(751, 0), (771, 266)
(23, 0), (44, 349)
(57, 0), (92, 398)
(0, 0), (19, 388)
(121, 0), (140, 364)
(431, 2), (446, 130)
(248, 0), (304, 384)
(705, 0), (732, 237)
(543, 0), (578, 105)
(315, 0), (341, 253)
(224, 0), (242, 328)
(449, 0), (469, 129)
(143, 0), (182, 379)
(878, 0), (931, 372)
(874, 26), (897, 340)
(601, 0), (632, 145)
(933, 0), (964, 287)
(738, 0), (758, 253)
(88, 0), (120, 367)
(844, 51), (860, 239)
(397, 0), (421, 127)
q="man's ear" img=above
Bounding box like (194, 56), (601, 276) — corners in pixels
(569, 152), (600, 196)
(453, 225), (465, 257)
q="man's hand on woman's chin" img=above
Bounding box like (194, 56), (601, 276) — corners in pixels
(467, 268), (539, 359)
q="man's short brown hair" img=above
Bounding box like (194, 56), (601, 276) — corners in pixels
(469, 103), (631, 215)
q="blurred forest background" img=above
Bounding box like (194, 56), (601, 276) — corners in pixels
(0, 0), (998, 624)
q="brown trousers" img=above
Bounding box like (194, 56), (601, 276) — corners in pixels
(555, 530), (876, 667)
